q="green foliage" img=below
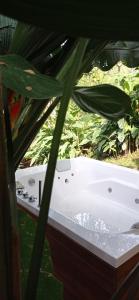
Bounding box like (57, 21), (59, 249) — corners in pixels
(25, 66), (139, 165)
(91, 118), (139, 158)
(26, 101), (130, 164)
(89, 70), (139, 158)
(25, 102), (98, 164)
(0, 20), (132, 170)
(73, 84), (131, 120)
(0, 54), (63, 98)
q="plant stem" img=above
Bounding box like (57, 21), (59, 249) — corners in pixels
(0, 76), (10, 300)
(14, 97), (60, 169)
(25, 37), (89, 300)
(0, 80), (21, 299)
(13, 101), (48, 164)
(3, 87), (21, 300)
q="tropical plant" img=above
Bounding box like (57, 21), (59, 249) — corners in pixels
(25, 68), (139, 165)
(25, 103), (99, 164)
(90, 73), (139, 158)
(0, 13), (139, 300)
(84, 68), (139, 156)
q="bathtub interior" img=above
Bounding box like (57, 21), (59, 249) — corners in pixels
(51, 186), (139, 234)
(16, 157), (139, 235)
(87, 178), (139, 211)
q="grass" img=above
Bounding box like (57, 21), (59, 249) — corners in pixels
(105, 150), (139, 170)
(18, 209), (63, 299)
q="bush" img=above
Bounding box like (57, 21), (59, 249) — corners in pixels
(25, 102), (101, 165)
(25, 65), (139, 165)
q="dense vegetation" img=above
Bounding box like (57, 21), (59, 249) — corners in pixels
(25, 65), (139, 165)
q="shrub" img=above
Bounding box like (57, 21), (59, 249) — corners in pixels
(25, 66), (139, 165)
(25, 102), (101, 164)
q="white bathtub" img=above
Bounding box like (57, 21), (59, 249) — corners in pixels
(16, 157), (139, 267)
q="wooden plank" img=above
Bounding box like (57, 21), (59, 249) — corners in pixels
(18, 203), (139, 300)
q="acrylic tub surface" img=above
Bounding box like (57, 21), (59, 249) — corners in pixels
(16, 157), (139, 267)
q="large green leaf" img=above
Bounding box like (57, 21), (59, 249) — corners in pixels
(73, 84), (131, 120)
(117, 131), (125, 143)
(0, 54), (63, 98)
(0, 54), (37, 70)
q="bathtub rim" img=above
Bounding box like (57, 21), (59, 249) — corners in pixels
(16, 157), (139, 268)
